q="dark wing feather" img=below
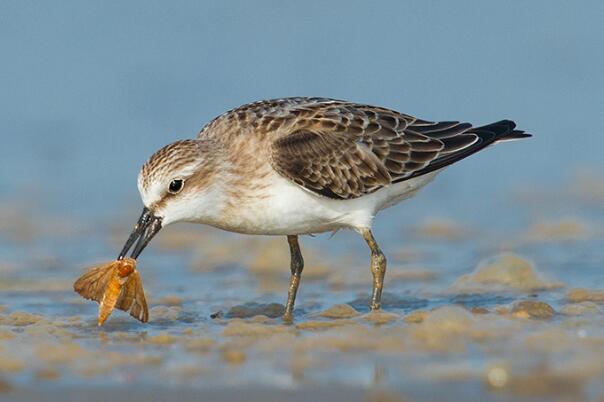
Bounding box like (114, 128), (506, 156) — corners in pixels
(401, 119), (529, 181)
(271, 129), (393, 198)
(255, 98), (527, 199)
(269, 102), (477, 199)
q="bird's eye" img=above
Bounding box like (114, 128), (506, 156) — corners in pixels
(168, 179), (184, 194)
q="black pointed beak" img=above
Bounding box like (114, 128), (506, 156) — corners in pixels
(118, 207), (163, 260)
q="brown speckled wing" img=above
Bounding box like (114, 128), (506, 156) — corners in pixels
(199, 98), (526, 199)
(267, 100), (478, 199)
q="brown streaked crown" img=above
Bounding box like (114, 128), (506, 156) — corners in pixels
(139, 139), (202, 193)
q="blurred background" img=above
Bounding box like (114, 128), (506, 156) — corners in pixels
(1, 0), (603, 223)
(1, 2), (604, 401)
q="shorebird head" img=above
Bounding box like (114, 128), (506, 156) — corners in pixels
(118, 139), (220, 259)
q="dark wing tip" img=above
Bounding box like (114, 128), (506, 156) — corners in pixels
(472, 120), (532, 141)
(506, 130), (532, 139)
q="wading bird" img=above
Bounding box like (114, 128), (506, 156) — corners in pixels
(118, 97), (530, 320)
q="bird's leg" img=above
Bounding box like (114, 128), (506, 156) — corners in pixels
(283, 235), (304, 322)
(361, 228), (387, 311)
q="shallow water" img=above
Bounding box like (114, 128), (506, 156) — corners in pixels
(1, 176), (604, 402)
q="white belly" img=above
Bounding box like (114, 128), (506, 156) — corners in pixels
(210, 171), (441, 235)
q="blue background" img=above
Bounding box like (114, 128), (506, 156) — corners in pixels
(1, 1), (602, 224)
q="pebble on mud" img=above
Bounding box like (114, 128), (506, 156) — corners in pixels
(407, 306), (478, 352)
(450, 253), (560, 293)
(0, 357), (24, 373)
(317, 304), (360, 319)
(403, 310), (428, 324)
(226, 303), (284, 319)
(566, 288), (604, 302)
(222, 319), (292, 337)
(149, 306), (182, 322)
(296, 319), (360, 331)
(511, 301), (555, 320)
(0, 377), (11, 393)
(7, 311), (44, 326)
(35, 342), (87, 365)
(560, 302), (601, 316)
(146, 333), (176, 345)
(220, 347), (246, 365)
(487, 365), (510, 388)
(0, 330), (16, 340)
(183, 337), (214, 353)
(362, 310), (400, 325)
(300, 327), (405, 353)
(35, 368), (60, 380)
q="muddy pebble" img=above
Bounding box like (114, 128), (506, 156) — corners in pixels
(296, 319), (360, 331)
(302, 327), (405, 353)
(494, 306), (509, 315)
(0, 330), (16, 340)
(183, 337), (214, 353)
(362, 310), (400, 325)
(8, 311), (44, 326)
(226, 303), (284, 319)
(166, 363), (208, 379)
(560, 301), (601, 316)
(403, 310), (428, 323)
(471, 307), (490, 314)
(0, 357), (25, 373)
(249, 314), (273, 323)
(25, 323), (74, 339)
(111, 331), (144, 343)
(506, 367), (583, 397)
(220, 348), (246, 365)
(567, 288), (604, 302)
(487, 365), (509, 388)
(0, 377), (12, 393)
(149, 305), (182, 322)
(364, 389), (410, 402)
(451, 253), (560, 293)
(407, 306), (490, 352)
(36, 342), (87, 364)
(511, 301), (555, 319)
(146, 333), (176, 345)
(318, 304), (360, 319)
(35, 368), (60, 380)
(223, 319), (292, 337)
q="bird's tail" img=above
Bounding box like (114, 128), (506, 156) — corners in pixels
(471, 120), (532, 144)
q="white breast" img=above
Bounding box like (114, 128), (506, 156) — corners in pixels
(209, 171), (441, 236)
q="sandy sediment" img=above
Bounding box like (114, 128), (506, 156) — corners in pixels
(450, 253), (561, 293)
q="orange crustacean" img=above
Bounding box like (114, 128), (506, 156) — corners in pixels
(73, 257), (149, 326)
